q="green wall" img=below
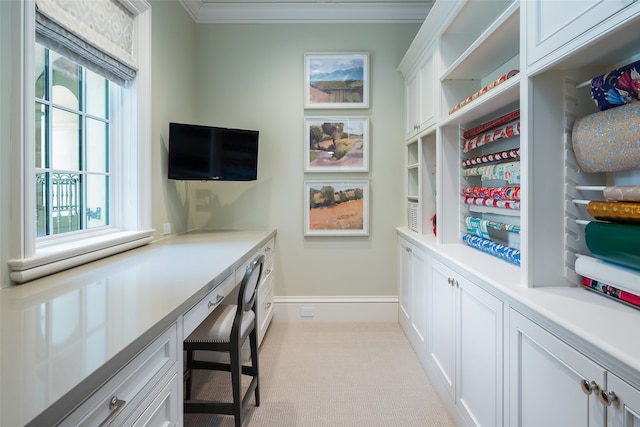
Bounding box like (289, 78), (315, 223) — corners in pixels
(170, 23), (420, 297)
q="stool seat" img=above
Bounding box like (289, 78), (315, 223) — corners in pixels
(186, 304), (255, 345)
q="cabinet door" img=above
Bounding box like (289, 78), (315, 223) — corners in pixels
(418, 51), (435, 131)
(526, 0), (635, 66)
(427, 257), (456, 400)
(457, 278), (503, 427)
(606, 373), (640, 427)
(399, 239), (413, 328)
(405, 71), (419, 140)
(410, 244), (428, 350)
(398, 238), (428, 355)
(509, 309), (606, 427)
(126, 373), (179, 427)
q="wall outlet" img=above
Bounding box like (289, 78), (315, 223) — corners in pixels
(300, 306), (314, 317)
(162, 223), (172, 235)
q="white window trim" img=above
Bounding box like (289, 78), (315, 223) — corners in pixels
(8, 0), (153, 284)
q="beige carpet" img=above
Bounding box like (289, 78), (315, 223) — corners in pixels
(184, 322), (456, 427)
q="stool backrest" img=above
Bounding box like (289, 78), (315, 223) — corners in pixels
(238, 254), (264, 313)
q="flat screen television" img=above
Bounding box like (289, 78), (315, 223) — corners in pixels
(168, 122), (259, 181)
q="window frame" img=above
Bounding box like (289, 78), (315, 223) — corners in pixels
(8, 0), (152, 283)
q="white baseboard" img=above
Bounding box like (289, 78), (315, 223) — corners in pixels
(273, 296), (398, 323)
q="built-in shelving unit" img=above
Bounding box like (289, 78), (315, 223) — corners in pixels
(399, 0), (640, 288)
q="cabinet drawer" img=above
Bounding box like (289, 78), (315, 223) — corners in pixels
(235, 237), (275, 285)
(183, 272), (235, 338)
(60, 324), (177, 427)
(123, 371), (179, 427)
(257, 274), (275, 345)
(261, 237), (275, 265)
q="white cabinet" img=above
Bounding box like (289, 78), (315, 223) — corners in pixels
(510, 309), (640, 427)
(525, 0), (638, 68)
(398, 236), (428, 362)
(60, 323), (179, 427)
(257, 236), (276, 346)
(427, 255), (503, 427)
(606, 373), (640, 426)
(404, 45), (436, 140)
(509, 309), (606, 426)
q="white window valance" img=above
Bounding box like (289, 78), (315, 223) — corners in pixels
(35, 0), (138, 85)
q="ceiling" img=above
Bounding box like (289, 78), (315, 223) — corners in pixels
(178, 0), (434, 23)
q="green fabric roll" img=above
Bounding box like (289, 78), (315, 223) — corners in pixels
(585, 221), (640, 271)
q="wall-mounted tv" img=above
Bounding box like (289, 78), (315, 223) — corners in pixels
(168, 122), (259, 181)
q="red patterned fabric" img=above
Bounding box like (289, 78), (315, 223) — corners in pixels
(462, 186), (520, 201)
(463, 121), (520, 153)
(463, 110), (520, 139)
(462, 196), (520, 209)
(462, 148), (520, 168)
(449, 70), (519, 114)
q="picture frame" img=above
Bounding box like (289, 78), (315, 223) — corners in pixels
(304, 116), (369, 172)
(304, 180), (369, 236)
(304, 52), (369, 109)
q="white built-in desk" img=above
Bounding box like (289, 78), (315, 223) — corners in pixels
(0, 228), (276, 426)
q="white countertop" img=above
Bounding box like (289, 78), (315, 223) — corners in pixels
(397, 227), (640, 388)
(0, 228), (276, 426)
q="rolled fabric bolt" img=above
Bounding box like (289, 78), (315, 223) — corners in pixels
(572, 101), (640, 173)
(587, 201), (640, 224)
(590, 59), (640, 111)
(463, 109), (520, 139)
(603, 186), (640, 202)
(585, 221), (640, 271)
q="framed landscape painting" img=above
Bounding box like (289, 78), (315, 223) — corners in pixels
(304, 180), (369, 236)
(304, 116), (369, 172)
(304, 52), (369, 109)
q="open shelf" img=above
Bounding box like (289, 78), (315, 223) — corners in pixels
(441, 2), (520, 81)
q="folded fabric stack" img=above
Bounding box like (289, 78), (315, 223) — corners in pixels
(449, 70), (519, 114)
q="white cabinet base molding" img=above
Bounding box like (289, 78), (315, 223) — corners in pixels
(273, 296), (398, 323)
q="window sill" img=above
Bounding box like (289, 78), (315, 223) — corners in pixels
(8, 229), (154, 284)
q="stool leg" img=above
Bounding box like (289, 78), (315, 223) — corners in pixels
(250, 329), (260, 406)
(185, 350), (193, 400)
(230, 345), (243, 427)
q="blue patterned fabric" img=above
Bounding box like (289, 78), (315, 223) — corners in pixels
(462, 234), (520, 266)
(591, 59), (640, 111)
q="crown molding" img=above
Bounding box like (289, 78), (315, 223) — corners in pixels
(178, 1), (432, 23)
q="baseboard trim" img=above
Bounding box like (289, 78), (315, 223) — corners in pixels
(273, 296), (399, 323)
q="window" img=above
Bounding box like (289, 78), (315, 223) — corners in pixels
(35, 45), (113, 238)
(7, 1), (153, 284)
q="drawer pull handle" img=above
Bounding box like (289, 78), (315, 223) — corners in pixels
(580, 379), (599, 395)
(99, 396), (126, 427)
(208, 294), (224, 308)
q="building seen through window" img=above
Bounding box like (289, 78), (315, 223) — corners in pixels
(35, 44), (111, 237)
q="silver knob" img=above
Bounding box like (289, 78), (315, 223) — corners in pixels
(580, 379), (599, 395)
(208, 294), (224, 308)
(598, 389), (619, 407)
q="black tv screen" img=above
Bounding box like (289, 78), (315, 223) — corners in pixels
(168, 122), (259, 181)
